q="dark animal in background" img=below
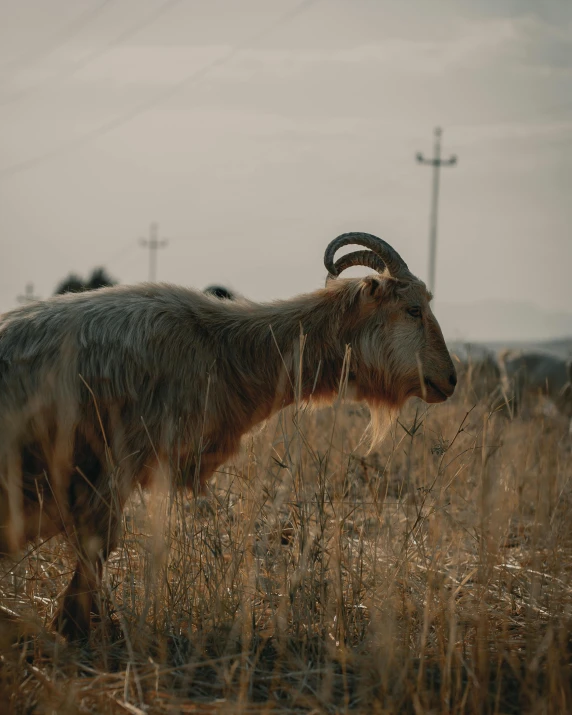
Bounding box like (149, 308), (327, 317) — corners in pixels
(54, 267), (116, 296)
(0, 232), (456, 640)
(203, 285), (235, 300)
(498, 351), (572, 418)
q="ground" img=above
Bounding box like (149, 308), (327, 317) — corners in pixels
(1, 373), (572, 714)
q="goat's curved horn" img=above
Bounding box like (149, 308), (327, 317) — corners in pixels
(327, 250), (387, 277)
(324, 232), (410, 279)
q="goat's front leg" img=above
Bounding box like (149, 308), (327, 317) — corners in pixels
(52, 485), (122, 641)
(52, 552), (102, 641)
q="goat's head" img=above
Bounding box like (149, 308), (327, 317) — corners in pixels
(325, 232), (456, 408)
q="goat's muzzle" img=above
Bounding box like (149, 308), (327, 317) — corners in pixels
(424, 373), (457, 403)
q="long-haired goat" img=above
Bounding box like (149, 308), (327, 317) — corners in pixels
(0, 232), (456, 640)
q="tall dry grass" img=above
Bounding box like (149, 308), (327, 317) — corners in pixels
(1, 371), (571, 714)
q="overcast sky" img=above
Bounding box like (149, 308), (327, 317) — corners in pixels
(0, 0), (571, 340)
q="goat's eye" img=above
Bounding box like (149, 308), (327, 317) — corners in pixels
(407, 307), (422, 318)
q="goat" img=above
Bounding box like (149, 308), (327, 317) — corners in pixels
(498, 350), (572, 418)
(0, 232), (456, 640)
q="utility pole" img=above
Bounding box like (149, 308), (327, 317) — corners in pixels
(416, 127), (457, 295)
(17, 282), (40, 304)
(139, 222), (168, 282)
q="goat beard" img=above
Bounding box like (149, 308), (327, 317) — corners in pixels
(364, 403), (397, 454)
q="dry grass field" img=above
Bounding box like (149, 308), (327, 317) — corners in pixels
(1, 368), (572, 714)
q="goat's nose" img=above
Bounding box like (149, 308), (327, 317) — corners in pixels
(449, 372), (457, 388)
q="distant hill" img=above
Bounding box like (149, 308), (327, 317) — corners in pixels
(449, 337), (572, 362)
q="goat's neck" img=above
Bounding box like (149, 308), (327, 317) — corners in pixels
(225, 296), (349, 427)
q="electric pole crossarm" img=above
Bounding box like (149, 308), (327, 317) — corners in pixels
(17, 282), (40, 304)
(139, 222), (168, 282)
(416, 157), (457, 167)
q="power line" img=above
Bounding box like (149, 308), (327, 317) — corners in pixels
(139, 222), (168, 282)
(0, 0), (317, 182)
(101, 238), (142, 267)
(0, 0), (184, 109)
(416, 127), (457, 296)
(0, 1), (112, 75)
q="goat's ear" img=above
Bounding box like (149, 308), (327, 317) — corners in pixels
(359, 275), (385, 303)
